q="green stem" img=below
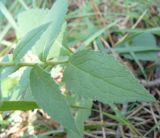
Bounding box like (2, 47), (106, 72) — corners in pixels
(0, 60), (68, 67)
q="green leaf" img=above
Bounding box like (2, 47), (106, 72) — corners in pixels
(0, 101), (38, 111)
(0, 55), (17, 101)
(1, 77), (17, 100)
(64, 50), (155, 104)
(8, 68), (34, 101)
(120, 33), (158, 61)
(30, 66), (77, 132)
(13, 22), (50, 62)
(16, 3), (69, 60)
(40, 0), (68, 60)
(67, 97), (92, 138)
(17, 9), (49, 38)
(1, 55), (18, 80)
(47, 22), (71, 60)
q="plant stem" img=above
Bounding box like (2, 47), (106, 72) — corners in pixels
(0, 60), (68, 67)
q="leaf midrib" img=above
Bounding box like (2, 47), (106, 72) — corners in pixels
(14, 23), (49, 60)
(69, 61), (150, 99)
(32, 69), (63, 101)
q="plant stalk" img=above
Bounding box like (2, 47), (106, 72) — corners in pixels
(0, 60), (68, 67)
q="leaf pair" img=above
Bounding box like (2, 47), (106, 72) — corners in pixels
(13, 0), (68, 62)
(11, 0), (78, 133)
(29, 50), (154, 134)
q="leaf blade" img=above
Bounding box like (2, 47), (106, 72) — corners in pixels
(30, 66), (77, 132)
(64, 50), (155, 104)
(13, 22), (50, 62)
(120, 33), (158, 61)
(67, 98), (92, 138)
(41, 0), (68, 60)
(0, 101), (38, 111)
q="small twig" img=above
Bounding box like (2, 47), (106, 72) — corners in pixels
(84, 132), (102, 138)
(90, 0), (114, 46)
(98, 103), (106, 138)
(116, 126), (121, 138)
(101, 37), (124, 64)
(140, 78), (160, 88)
(100, 37), (120, 60)
(116, 104), (128, 138)
(114, 10), (147, 47)
(127, 105), (144, 118)
(150, 105), (159, 129)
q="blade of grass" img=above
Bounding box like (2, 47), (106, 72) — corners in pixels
(114, 27), (160, 34)
(114, 10), (147, 47)
(0, 2), (19, 32)
(77, 20), (119, 51)
(144, 120), (160, 137)
(71, 105), (141, 136)
(18, 0), (29, 10)
(125, 44), (147, 78)
(106, 47), (160, 54)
